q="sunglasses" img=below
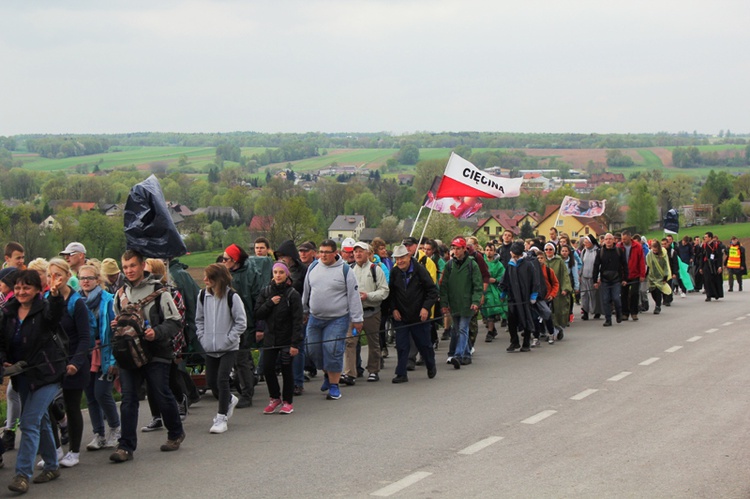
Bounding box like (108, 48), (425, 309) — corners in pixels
(221, 256), (232, 262)
(79, 276), (98, 282)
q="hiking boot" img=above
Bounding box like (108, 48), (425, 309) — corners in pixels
(484, 334), (494, 343)
(86, 434), (106, 451)
(59, 451), (79, 468)
(392, 375), (409, 384)
(160, 432), (186, 452)
(141, 417), (163, 432)
(263, 398), (282, 414)
(8, 475), (29, 493)
(104, 426), (120, 448)
(406, 361), (416, 371)
(631, 314), (639, 321)
(581, 310), (589, 321)
(227, 394), (239, 419)
(427, 366), (437, 379)
(603, 321), (612, 327)
(209, 414), (228, 434)
(33, 468), (60, 484)
(326, 384), (341, 400)
(616, 313), (623, 324)
(1, 429), (15, 451)
(109, 447), (133, 463)
(279, 402), (294, 415)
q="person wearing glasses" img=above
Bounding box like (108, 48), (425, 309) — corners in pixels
(59, 242), (87, 291)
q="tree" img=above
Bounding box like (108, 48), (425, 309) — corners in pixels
(606, 149), (635, 167)
(378, 179), (401, 215)
(344, 192), (383, 227)
(626, 179), (657, 233)
(376, 215), (403, 244)
(271, 196), (318, 246)
(700, 170), (733, 205)
(397, 144), (420, 165)
(413, 158), (448, 200)
(519, 220), (535, 239)
(718, 197), (743, 222)
(78, 211), (122, 259)
(411, 212), (464, 244)
(453, 145), (472, 159)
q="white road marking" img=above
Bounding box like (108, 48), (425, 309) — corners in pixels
(458, 436), (504, 455)
(371, 472), (433, 497)
(722, 322), (734, 326)
(608, 371), (632, 381)
(705, 328), (718, 333)
(686, 336), (702, 342)
(639, 357), (660, 366)
(736, 317), (746, 321)
(521, 410), (557, 425)
(570, 389), (598, 401)
(665, 346), (683, 353)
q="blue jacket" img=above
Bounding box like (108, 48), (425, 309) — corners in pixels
(85, 289), (116, 374)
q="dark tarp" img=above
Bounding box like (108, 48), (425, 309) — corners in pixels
(663, 208), (679, 235)
(124, 175), (187, 259)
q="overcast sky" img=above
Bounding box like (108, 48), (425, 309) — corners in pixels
(1, 0), (747, 136)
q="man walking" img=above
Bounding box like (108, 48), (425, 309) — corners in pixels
(724, 236), (746, 292)
(617, 230), (646, 321)
(593, 233), (627, 327)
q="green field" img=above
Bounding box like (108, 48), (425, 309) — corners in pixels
(179, 251), (224, 268)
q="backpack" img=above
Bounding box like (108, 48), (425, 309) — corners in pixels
(112, 287), (167, 370)
(348, 262), (378, 282)
(307, 259), (349, 279)
(198, 288), (236, 313)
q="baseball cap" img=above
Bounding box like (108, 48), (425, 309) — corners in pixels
(341, 238), (356, 252)
(298, 242), (316, 252)
(353, 241), (370, 252)
(450, 237), (467, 248)
(402, 237), (419, 246)
(60, 242), (87, 255)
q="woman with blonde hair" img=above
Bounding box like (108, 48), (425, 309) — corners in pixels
(26, 259), (49, 294)
(77, 263), (121, 451)
(196, 263), (246, 433)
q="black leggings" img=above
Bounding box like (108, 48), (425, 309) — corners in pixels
(263, 348), (294, 404)
(62, 389), (84, 453)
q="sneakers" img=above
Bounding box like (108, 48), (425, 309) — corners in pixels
(59, 451), (80, 468)
(279, 402), (294, 415)
(141, 417), (163, 432)
(293, 385), (304, 396)
(506, 343), (520, 352)
(450, 357), (461, 370)
(531, 338), (540, 348)
(235, 394), (252, 408)
(109, 447), (133, 463)
(367, 373), (379, 382)
(654, 306), (661, 315)
(446, 357), (454, 365)
(263, 398), (282, 414)
(427, 366), (437, 379)
(8, 475), (29, 493)
(320, 374), (331, 392)
(680, 291), (686, 298)
(86, 434), (106, 451)
(209, 414), (228, 434)
(326, 384), (341, 400)
(178, 394), (188, 421)
(160, 432), (186, 452)
(37, 447), (63, 469)
(227, 394), (239, 419)
(104, 426), (120, 448)
(33, 468), (61, 484)
(392, 375), (409, 384)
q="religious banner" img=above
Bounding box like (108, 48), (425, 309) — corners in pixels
(559, 195), (606, 218)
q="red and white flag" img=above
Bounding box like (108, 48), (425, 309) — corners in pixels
(435, 152), (523, 199)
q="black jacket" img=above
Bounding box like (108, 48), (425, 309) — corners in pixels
(594, 245), (627, 283)
(0, 295), (67, 391)
(389, 258), (438, 324)
(254, 281), (304, 350)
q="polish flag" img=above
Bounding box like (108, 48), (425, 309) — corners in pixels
(435, 153), (523, 199)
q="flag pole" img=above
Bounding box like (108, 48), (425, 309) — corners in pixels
(417, 205), (435, 246)
(409, 206), (425, 237)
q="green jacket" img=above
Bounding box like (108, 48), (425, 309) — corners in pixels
(169, 259), (200, 343)
(440, 256), (483, 316)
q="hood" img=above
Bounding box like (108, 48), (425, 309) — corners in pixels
(275, 240), (302, 265)
(124, 271), (163, 289)
(169, 259), (189, 270)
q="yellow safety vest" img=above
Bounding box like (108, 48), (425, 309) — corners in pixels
(727, 245), (741, 269)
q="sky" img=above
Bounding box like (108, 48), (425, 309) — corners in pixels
(1, 0), (748, 136)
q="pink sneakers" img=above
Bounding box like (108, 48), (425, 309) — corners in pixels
(263, 398), (282, 414)
(279, 402), (294, 415)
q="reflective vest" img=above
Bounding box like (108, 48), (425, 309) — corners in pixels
(727, 245), (741, 269)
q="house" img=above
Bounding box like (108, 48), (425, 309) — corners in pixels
(473, 210), (540, 239)
(167, 202), (194, 217)
(588, 172), (626, 189)
(534, 205), (608, 242)
(39, 215), (61, 231)
(71, 202), (97, 211)
(521, 173), (551, 191)
(192, 206), (240, 223)
(328, 215), (366, 242)
(101, 204), (123, 217)
(248, 215), (274, 238)
(397, 174), (415, 186)
(358, 228), (380, 243)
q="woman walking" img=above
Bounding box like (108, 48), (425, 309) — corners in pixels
(646, 239), (673, 314)
(196, 264), (246, 433)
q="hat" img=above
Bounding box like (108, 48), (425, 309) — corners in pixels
(0, 267), (18, 288)
(392, 245), (410, 258)
(60, 242), (86, 255)
(101, 258), (120, 276)
(341, 237), (356, 252)
(451, 237), (467, 248)
(510, 242), (525, 256)
(544, 242), (556, 252)
(298, 242), (315, 252)
(353, 241), (370, 252)
(272, 262), (290, 276)
(587, 234), (599, 247)
(402, 237), (419, 246)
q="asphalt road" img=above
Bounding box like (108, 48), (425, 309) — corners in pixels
(3, 286), (750, 498)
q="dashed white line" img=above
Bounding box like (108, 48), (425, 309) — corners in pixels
(371, 472), (432, 497)
(521, 410), (557, 425)
(608, 371), (632, 381)
(722, 322), (734, 326)
(686, 336), (702, 342)
(458, 436), (504, 455)
(639, 357), (660, 366)
(736, 317), (746, 321)
(705, 328), (719, 333)
(570, 389), (598, 401)
(665, 346), (683, 353)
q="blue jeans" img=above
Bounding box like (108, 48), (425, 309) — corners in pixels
(305, 315), (349, 373)
(119, 362), (184, 452)
(84, 372), (120, 436)
(394, 321), (435, 376)
(600, 281), (622, 321)
(448, 315), (472, 358)
(15, 378), (60, 478)
(293, 340), (306, 387)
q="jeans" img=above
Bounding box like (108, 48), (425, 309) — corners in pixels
(305, 314), (349, 373)
(600, 281), (622, 321)
(119, 362), (183, 452)
(448, 315), (472, 359)
(85, 372), (121, 436)
(15, 378), (60, 478)
(394, 321), (435, 376)
(205, 352), (237, 415)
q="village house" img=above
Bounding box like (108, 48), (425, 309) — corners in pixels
(328, 215), (366, 242)
(534, 205), (608, 242)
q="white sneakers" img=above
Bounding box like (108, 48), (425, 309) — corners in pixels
(59, 451), (80, 468)
(86, 435), (106, 451)
(227, 394), (239, 419)
(681, 291), (686, 298)
(37, 447), (64, 469)
(105, 426), (121, 448)
(210, 414), (228, 434)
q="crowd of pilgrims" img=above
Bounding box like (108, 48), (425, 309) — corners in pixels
(0, 228), (744, 493)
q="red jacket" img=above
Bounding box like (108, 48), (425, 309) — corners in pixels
(617, 241), (646, 281)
